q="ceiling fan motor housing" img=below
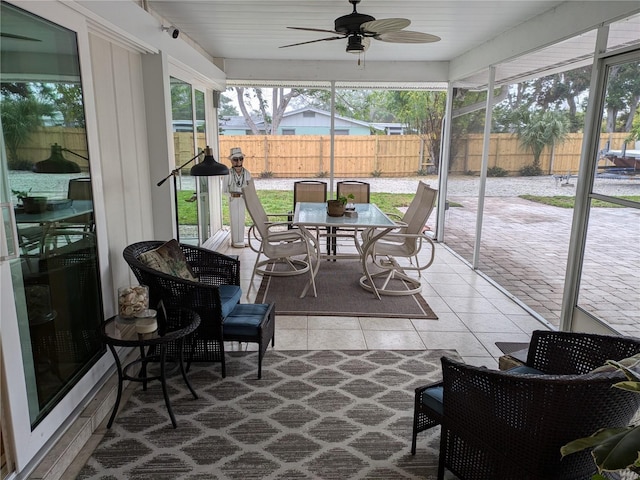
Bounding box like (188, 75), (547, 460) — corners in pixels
(334, 12), (375, 34)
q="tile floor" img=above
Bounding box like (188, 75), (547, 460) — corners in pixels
(57, 237), (547, 480)
(218, 237), (548, 368)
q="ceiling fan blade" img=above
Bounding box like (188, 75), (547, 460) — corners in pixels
(287, 26), (341, 35)
(375, 30), (441, 43)
(361, 18), (410, 35)
(280, 36), (345, 48)
(0, 32), (41, 42)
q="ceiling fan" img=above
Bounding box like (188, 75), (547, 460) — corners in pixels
(280, 0), (440, 54)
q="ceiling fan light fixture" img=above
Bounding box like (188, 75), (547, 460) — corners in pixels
(346, 35), (364, 53)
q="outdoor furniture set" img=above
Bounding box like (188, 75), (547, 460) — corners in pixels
(122, 240), (275, 380)
(244, 179), (437, 299)
(412, 329), (640, 479)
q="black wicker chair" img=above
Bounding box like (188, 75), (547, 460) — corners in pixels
(412, 330), (640, 480)
(123, 240), (241, 377)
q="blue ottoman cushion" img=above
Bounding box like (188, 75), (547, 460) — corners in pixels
(223, 303), (270, 336)
(219, 284), (242, 317)
(421, 385), (444, 416)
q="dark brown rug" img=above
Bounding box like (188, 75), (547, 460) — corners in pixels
(256, 260), (437, 319)
(78, 349), (453, 479)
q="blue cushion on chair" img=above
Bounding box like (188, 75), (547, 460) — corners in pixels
(219, 284), (242, 317)
(508, 365), (544, 375)
(421, 386), (443, 416)
(223, 303), (270, 336)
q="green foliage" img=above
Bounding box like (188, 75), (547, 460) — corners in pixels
(177, 189), (418, 226)
(371, 169), (382, 178)
(11, 188), (32, 200)
(519, 164), (544, 176)
(416, 168), (430, 176)
(337, 193), (355, 204)
(259, 171), (274, 178)
(316, 171), (328, 178)
(512, 109), (569, 169)
(1, 93), (55, 163)
(561, 360), (640, 477)
(487, 166), (508, 177)
(521, 195), (640, 208)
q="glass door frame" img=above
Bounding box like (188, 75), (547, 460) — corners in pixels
(167, 64), (223, 246)
(561, 32), (640, 333)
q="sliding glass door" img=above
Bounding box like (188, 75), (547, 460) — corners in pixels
(1, 1), (104, 426)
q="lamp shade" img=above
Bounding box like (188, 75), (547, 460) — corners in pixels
(33, 143), (81, 173)
(190, 146), (228, 176)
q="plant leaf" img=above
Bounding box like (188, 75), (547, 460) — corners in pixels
(561, 427), (631, 456)
(614, 381), (640, 393)
(592, 425), (640, 472)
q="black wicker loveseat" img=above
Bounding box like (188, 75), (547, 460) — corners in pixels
(123, 240), (241, 377)
(412, 330), (640, 480)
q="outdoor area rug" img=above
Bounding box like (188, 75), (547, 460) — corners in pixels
(256, 260), (438, 319)
(77, 349), (453, 479)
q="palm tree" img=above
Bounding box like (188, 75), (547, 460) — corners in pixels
(512, 109), (569, 175)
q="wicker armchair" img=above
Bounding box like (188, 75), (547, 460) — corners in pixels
(123, 241), (241, 377)
(412, 330), (640, 480)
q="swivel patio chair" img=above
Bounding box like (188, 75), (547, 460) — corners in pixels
(243, 181), (320, 298)
(411, 330), (640, 480)
(123, 240), (241, 377)
(359, 181), (436, 296)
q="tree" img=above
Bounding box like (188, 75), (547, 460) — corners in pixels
(233, 87), (305, 135)
(512, 109), (569, 175)
(372, 90), (448, 170)
(218, 93), (238, 117)
(604, 62), (640, 133)
(1, 92), (55, 165)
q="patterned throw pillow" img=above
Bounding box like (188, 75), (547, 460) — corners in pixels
(138, 239), (198, 282)
(590, 352), (640, 374)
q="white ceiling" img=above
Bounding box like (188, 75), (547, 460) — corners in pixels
(146, 0), (640, 88)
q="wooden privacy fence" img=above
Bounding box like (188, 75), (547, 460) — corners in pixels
(22, 128), (630, 177)
(220, 133), (629, 177)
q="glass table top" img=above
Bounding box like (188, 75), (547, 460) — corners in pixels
(293, 202), (396, 228)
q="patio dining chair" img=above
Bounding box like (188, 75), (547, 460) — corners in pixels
(411, 330), (640, 480)
(243, 181), (320, 297)
(358, 181), (436, 296)
(289, 180), (328, 249)
(328, 180), (371, 256)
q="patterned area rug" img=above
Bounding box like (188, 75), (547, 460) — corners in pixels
(78, 350), (452, 479)
(257, 261), (438, 319)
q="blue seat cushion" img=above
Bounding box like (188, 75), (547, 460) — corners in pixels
(421, 386), (443, 416)
(223, 303), (270, 337)
(219, 284), (242, 317)
(508, 365), (544, 375)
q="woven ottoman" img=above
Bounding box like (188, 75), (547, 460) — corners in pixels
(223, 303), (275, 379)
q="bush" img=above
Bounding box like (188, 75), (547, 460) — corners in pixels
(259, 171), (274, 178)
(371, 169), (382, 177)
(519, 164), (543, 176)
(487, 166), (508, 177)
(8, 158), (34, 171)
(417, 168), (429, 176)
(316, 171), (328, 178)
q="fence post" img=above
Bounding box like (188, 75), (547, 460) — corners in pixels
(263, 136), (269, 174)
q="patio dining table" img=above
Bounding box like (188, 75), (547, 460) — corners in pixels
(293, 201), (398, 299)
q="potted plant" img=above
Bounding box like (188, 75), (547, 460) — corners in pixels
(561, 359), (640, 478)
(12, 188), (47, 214)
(327, 194), (352, 217)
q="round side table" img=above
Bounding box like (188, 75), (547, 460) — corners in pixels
(101, 308), (200, 428)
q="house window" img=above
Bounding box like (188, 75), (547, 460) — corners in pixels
(282, 129), (296, 135)
(334, 129), (349, 135)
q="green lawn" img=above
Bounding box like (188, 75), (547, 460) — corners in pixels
(520, 195), (640, 208)
(178, 190), (417, 225)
